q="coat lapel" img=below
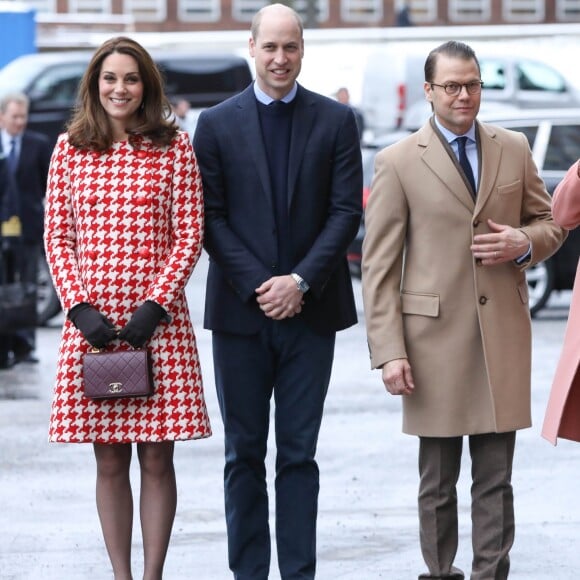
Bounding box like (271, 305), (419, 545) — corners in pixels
(473, 122), (502, 215)
(287, 85), (316, 206)
(418, 123), (474, 212)
(236, 87), (273, 211)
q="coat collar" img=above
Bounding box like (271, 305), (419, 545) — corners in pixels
(417, 118), (502, 215)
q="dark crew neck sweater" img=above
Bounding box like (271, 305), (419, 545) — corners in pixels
(257, 99), (295, 274)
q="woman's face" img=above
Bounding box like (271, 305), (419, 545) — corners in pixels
(98, 51), (144, 138)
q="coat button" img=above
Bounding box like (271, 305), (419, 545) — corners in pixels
(473, 220), (480, 227)
(479, 296), (488, 305)
(87, 250), (97, 260)
(136, 150), (147, 159)
(138, 248), (150, 258)
(135, 196), (147, 205)
(476, 258), (482, 266)
(88, 195), (98, 205)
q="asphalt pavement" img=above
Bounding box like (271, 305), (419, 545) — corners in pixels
(1, 252), (579, 580)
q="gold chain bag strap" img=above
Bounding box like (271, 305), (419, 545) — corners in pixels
(83, 345), (154, 399)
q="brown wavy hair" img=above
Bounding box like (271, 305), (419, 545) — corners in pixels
(67, 36), (178, 151)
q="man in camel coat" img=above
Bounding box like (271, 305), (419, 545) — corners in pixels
(362, 41), (566, 580)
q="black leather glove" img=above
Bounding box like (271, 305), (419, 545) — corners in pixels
(68, 303), (118, 349)
(118, 301), (168, 349)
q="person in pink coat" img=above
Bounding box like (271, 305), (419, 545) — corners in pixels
(542, 160), (580, 444)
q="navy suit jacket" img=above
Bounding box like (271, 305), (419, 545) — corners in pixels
(0, 130), (51, 243)
(193, 83), (363, 336)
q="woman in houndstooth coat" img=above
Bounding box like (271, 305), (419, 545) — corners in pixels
(44, 36), (211, 579)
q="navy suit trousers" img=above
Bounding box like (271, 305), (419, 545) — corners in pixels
(212, 317), (335, 580)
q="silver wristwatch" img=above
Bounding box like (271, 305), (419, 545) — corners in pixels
(290, 273), (310, 293)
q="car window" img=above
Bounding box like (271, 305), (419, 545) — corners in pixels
(544, 123), (580, 171)
(480, 59), (506, 90)
(29, 63), (86, 103)
(517, 61), (567, 93)
(511, 125), (539, 150)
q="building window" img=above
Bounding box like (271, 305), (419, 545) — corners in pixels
(556, 0), (580, 19)
(449, 0), (490, 22)
(502, 0), (544, 21)
(22, 0), (56, 12)
(232, 0), (266, 22)
(401, 0), (437, 23)
(294, 0), (329, 22)
(341, 0), (383, 23)
(179, 0), (220, 21)
(68, 0), (112, 13)
(232, 0), (328, 22)
(124, 0), (166, 22)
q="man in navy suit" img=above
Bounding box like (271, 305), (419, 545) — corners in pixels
(193, 4), (362, 578)
(0, 93), (51, 368)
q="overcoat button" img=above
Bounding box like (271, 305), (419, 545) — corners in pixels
(473, 220), (480, 227)
(136, 150), (147, 159)
(135, 196), (146, 205)
(476, 258), (482, 266)
(88, 195), (98, 205)
(88, 250), (97, 260)
(479, 296), (488, 305)
(138, 248), (150, 258)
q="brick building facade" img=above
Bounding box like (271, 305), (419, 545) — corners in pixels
(25, 0), (580, 34)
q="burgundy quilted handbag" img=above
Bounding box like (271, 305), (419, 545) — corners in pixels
(83, 348), (153, 399)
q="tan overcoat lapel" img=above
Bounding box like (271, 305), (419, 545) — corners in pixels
(474, 122), (502, 215)
(417, 121), (474, 212)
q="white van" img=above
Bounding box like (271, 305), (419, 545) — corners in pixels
(361, 42), (580, 136)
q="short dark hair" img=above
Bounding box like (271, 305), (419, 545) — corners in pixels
(424, 41), (480, 83)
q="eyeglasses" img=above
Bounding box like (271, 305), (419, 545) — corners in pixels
(429, 80), (484, 96)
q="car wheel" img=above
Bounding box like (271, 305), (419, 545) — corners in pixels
(525, 259), (554, 317)
(37, 254), (61, 326)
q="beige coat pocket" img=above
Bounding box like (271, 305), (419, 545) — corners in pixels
(497, 181), (521, 196)
(401, 291), (440, 317)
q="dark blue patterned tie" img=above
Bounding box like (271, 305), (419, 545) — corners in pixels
(456, 136), (476, 194)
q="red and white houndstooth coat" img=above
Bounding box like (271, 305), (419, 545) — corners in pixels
(44, 131), (211, 443)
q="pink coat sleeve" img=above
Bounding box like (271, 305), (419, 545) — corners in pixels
(552, 160), (580, 230)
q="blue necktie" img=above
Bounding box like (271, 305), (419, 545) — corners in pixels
(456, 136), (476, 194)
(7, 138), (17, 174)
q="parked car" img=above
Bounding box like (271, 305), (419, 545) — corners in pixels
(0, 50), (253, 148)
(348, 108), (580, 316)
(347, 130), (411, 279)
(360, 44), (580, 137)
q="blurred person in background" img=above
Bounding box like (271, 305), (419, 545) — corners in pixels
(0, 92), (51, 369)
(335, 86), (365, 140)
(542, 160), (580, 445)
(362, 40), (565, 579)
(44, 36), (211, 579)
(170, 96), (197, 137)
